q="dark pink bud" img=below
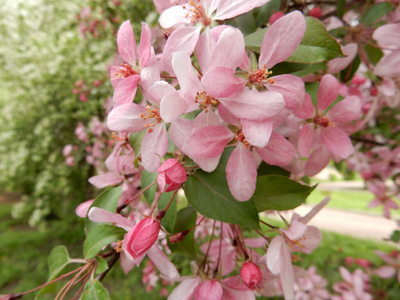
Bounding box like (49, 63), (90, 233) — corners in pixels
(79, 94), (88, 102)
(125, 217), (160, 259)
(157, 159), (187, 192)
(309, 7), (322, 18)
(240, 262), (262, 290)
(92, 80), (101, 87)
(361, 171), (374, 180)
(269, 11), (284, 25)
(355, 258), (371, 268)
(345, 257), (354, 266)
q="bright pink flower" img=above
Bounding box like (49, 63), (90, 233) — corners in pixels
(240, 262), (262, 290)
(157, 159), (187, 192)
(125, 217), (160, 259)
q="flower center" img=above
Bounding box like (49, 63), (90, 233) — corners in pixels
(195, 91), (219, 112)
(114, 240), (124, 253)
(235, 131), (250, 149)
(140, 105), (162, 133)
(248, 66), (274, 86)
(113, 63), (138, 79)
(183, 1), (212, 26)
(314, 115), (334, 128)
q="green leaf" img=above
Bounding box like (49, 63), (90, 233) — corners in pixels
(257, 162), (290, 177)
(47, 245), (70, 281)
(141, 169), (157, 204)
(244, 27), (268, 52)
(287, 17), (345, 63)
(255, 0), (282, 27)
(158, 191), (177, 233)
(361, 2), (394, 25)
(85, 187), (123, 234)
(95, 257), (109, 276)
(291, 62), (327, 78)
(390, 230), (400, 243)
(184, 148), (260, 229)
(129, 130), (146, 157)
(227, 11), (256, 35)
(84, 224), (126, 259)
(364, 44), (383, 66)
(252, 175), (316, 211)
(81, 279), (110, 300)
(336, 0), (346, 18)
(168, 206), (197, 257)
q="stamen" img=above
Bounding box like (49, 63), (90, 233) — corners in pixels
(248, 65), (273, 86)
(195, 91), (219, 112)
(113, 63), (138, 79)
(114, 240), (124, 253)
(314, 115), (334, 128)
(235, 131), (250, 149)
(140, 105), (162, 132)
(183, 1), (212, 26)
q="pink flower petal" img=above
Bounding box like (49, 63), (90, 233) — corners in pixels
(88, 207), (133, 231)
(139, 22), (151, 68)
(320, 126), (354, 159)
(328, 43), (358, 74)
(266, 74), (305, 110)
(374, 49), (400, 78)
(168, 277), (200, 300)
(117, 21), (137, 66)
(141, 124), (169, 172)
(112, 75), (140, 106)
(169, 118), (194, 152)
(214, 0), (270, 21)
(88, 172), (122, 188)
(194, 280), (223, 300)
(298, 124), (314, 158)
(201, 67), (246, 98)
(375, 266), (397, 278)
(317, 74), (340, 111)
(193, 155), (222, 173)
(107, 103), (147, 132)
(160, 90), (188, 123)
(75, 199), (95, 218)
(256, 133), (296, 166)
(373, 23), (400, 49)
(159, 4), (190, 28)
(327, 95), (361, 123)
(226, 144), (257, 201)
(294, 93), (315, 119)
(259, 11), (306, 69)
(266, 236), (284, 274)
(241, 119), (273, 148)
(147, 245), (179, 281)
(305, 144), (331, 176)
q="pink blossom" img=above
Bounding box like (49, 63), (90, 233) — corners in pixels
(374, 250), (400, 283)
(125, 217), (160, 259)
(367, 180), (399, 218)
(332, 267), (372, 300)
(157, 159), (187, 192)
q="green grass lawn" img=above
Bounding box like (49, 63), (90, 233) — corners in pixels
(307, 186), (400, 217)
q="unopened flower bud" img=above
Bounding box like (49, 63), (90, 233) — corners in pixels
(269, 11), (284, 25)
(124, 217), (160, 259)
(240, 262), (262, 290)
(309, 7), (322, 18)
(157, 159), (187, 192)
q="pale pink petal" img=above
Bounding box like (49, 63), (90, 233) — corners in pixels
(373, 23), (400, 49)
(280, 242), (295, 300)
(75, 199), (95, 218)
(201, 67), (246, 98)
(298, 196), (330, 224)
(194, 280), (223, 300)
(207, 27), (245, 70)
(193, 110), (220, 128)
(305, 145), (331, 176)
(183, 126), (233, 158)
(159, 4), (191, 28)
(219, 89), (284, 121)
(117, 20), (137, 66)
(120, 250), (136, 274)
(147, 245), (180, 280)
(294, 93), (315, 119)
(366, 181), (386, 197)
(196, 27), (216, 72)
(339, 267), (352, 283)
(259, 11), (306, 69)
(168, 277), (200, 300)
(139, 22), (151, 68)
(375, 266), (397, 278)
(141, 124), (169, 172)
(284, 220), (307, 240)
(298, 124), (314, 158)
(317, 74), (340, 111)
(266, 236), (284, 274)
(320, 127), (354, 159)
(107, 103), (147, 132)
(162, 27), (201, 74)
(226, 144), (257, 201)
(88, 207), (133, 231)
(160, 90), (188, 122)
(368, 198), (381, 208)
(169, 118), (194, 151)
(193, 155), (222, 173)
(113, 75), (140, 106)
(374, 250), (395, 265)
(148, 81), (176, 107)
(267, 74), (305, 110)
(374, 50), (400, 78)
(218, 103), (241, 127)
(214, 0), (270, 20)
(241, 119), (273, 148)
(140, 57), (161, 103)
(328, 43), (358, 74)
(88, 172), (122, 188)
(327, 95), (361, 123)
(256, 133), (296, 166)
(110, 66), (124, 89)
(301, 226), (322, 254)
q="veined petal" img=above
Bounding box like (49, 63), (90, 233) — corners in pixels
(117, 21), (137, 66)
(294, 93), (315, 119)
(196, 27), (216, 72)
(88, 172), (122, 188)
(305, 144), (331, 176)
(88, 207), (133, 231)
(374, 50), (400, 78)
(162, 27), (201, 74)
(328, 43), (358, 74)
(107, 103), (147, 132)
(218, 103), (241, 127)
(266, 235), (284, 274)
(298, 124), (314, 158)
(280, 242), (295, 300)
(226, 144), (257, 201)
(139, 22), (152, 68)
(168, 277), (200, 300)
(147, 245), (180, 281)
(259, 11), (306, 69)
(160, 90), (188, 122)
(214, 0), (270, 20)
(256, 133), (296, 166)
(141, 124), (169, 172)
(183, 126), (233, 158)
(219, 88), (284, 121)
(169, 118), (194, 151)
(110, 66), (124, 89)
(284, 220), (307, 240)
(241, 119), (273, 148)
(327, 95), (361, 123)
(373, 23), (400, 49)
(266, 74), (305, 110)
(202, 67), (246, 98)
(193, 155), (221, 172)
(317, 74), (339, 111)
(159, 4), (191, 28)
(113, 75), (140, 106)
(148, 81), (176, 107)
(193, 110), (220, 128)
(320, 127), (354, 159)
